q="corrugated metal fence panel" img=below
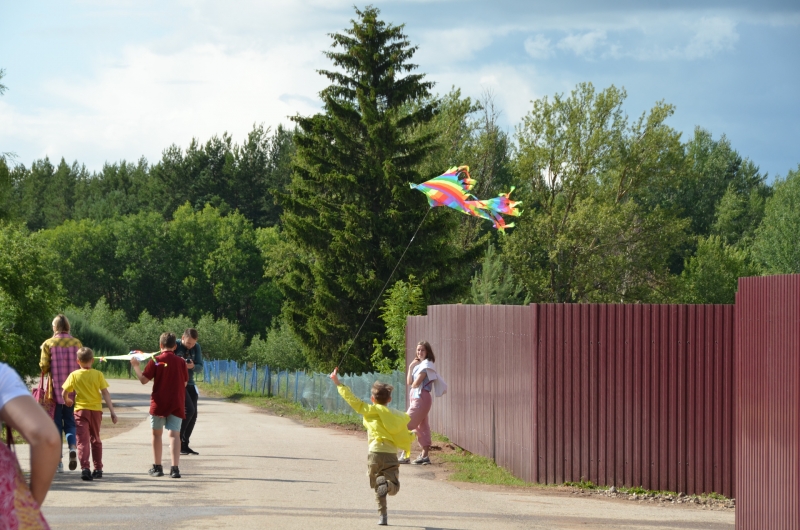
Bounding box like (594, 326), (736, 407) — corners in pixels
(408, 302), (735, 496)
(736, 275), (800, 529)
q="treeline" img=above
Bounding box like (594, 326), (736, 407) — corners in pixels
(1, 7), (799, 378)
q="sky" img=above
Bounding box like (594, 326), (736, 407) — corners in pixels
(1, 0), (798, 180)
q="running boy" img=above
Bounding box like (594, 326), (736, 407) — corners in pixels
(61, 347), (118, 481)
(330, 368), (414, 526)
(131, 332), (188, 479)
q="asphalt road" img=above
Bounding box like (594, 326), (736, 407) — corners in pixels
(27, 379), (734, 529)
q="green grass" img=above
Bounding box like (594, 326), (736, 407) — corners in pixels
(437, 446), (535, 487)
(431, 431), (451, 443)
(197, 381), (365, 430)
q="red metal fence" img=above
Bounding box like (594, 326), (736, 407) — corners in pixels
(407, 303), (735, 496)
(736, 276), (800, 528)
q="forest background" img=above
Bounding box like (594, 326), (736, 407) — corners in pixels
(1, 7), (799, 379)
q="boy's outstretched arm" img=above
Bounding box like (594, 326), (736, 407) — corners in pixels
(101, 388), (118, 424)
(130, 358), (151, 385)
(330, 368), (368, 415)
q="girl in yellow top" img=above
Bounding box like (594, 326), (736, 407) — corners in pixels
(62, 348), (117, 481)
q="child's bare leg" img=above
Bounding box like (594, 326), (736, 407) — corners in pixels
(168, 430), (181, 467)
(152, 429), (163, 465)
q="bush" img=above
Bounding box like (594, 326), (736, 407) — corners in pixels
(64, 311), (128, 357)
(196, 314), (246, 361)
(123, 310), (163, 351)
(246, 317), (308, 370)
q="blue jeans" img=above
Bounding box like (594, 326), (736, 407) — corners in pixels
(54, 403), (76, 455)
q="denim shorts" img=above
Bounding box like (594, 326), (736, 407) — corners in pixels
(149, 414), (182, 431)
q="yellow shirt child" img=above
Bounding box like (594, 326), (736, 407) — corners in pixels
(63, 368), (109, 411)
(61, 347), (117, 480)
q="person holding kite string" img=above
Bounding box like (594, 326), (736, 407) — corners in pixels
(330, 367), (414, 526)
(401, 341), (446, 465)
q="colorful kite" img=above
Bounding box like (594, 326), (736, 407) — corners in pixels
(410, 166), (522, 232)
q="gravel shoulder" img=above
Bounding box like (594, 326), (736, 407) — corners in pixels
(26, 379), (734, 529)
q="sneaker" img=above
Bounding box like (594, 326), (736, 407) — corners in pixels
(398, 456), (410, 464)
(57, 462), (64, 473)
(378, 514), (387, 526)
(412, 455), (431, 465)
(375, 475), (388, 497)
(170, 466), (181, 479)
(81, 468), (93, 481)
(68, 448), (78, 471)
(92, 469), (103, 479)
(148, 464), (164, 477)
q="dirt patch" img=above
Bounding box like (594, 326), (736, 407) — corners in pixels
(99, 406), (142, 441)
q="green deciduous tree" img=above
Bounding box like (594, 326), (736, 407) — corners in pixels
(34, 218), (123, 309)
(371, 275), (426, 373)
(503, 83), (688, 303)
(0, 223), (63, 376)
(280, 6), (471, 371)
(678, 235), (758, 304)
(752, 166), (800, 273)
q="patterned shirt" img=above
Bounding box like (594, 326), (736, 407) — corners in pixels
(40, 333), (82, 405)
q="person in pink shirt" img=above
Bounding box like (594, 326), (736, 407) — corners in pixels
(39, 314), (82, 474)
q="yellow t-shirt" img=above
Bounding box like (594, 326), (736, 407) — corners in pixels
(62, 369), (109, 411)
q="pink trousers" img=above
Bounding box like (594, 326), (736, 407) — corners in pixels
(407, 389), (432, 448)
(74, 409), (103, 471)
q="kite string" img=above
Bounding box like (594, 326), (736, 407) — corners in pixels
(336, 207), (432, 369)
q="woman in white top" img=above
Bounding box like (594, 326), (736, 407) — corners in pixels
(0, 362), (60, 520)
(402, 341), (436, 465)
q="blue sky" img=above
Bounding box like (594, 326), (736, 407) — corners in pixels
(1, 1), (798, 180)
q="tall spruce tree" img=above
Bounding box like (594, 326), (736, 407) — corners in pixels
(280, 6), (470, 371)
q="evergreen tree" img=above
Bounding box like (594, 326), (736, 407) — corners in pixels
(469, 244), (528, 305)
(280, 6), (470, 371)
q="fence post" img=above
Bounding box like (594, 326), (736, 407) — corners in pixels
(294, 370), (299, 402)
(262, 366), (268, 396)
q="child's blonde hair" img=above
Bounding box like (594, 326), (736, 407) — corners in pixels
(77, 347), (94, 364)
(52, 314), (70, 334)
(371, 382), (393, 405)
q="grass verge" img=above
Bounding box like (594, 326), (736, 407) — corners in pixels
(197, 381), (364, 430)
(430, 432), (540, 488)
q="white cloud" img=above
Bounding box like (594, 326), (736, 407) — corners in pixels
(414, 27), (500, 66)
(524, 34), (552, 59)
(0, 41), (329, 167)
(684, 16), (739, 58)
(558, 30), (607, 57)
(430, 62), (544, 129)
